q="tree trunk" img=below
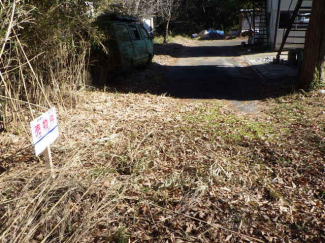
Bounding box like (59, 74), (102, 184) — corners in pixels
(163, 19), (170, 44)
(238, 14), (243, 37)
(300, 0), (325, 89)
(245, 14), (254, 44)
(134, 0), (141, 15)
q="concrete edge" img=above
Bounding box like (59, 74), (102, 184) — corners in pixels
(239, 53), (268, 84)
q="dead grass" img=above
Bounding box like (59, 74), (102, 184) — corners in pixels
(0, 88), (324, 242)
(0, 0), (103, 131)
(0, 25), (324, 243)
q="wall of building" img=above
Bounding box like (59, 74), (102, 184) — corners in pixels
(242, 16), (252, 31)
(143, 18), (154, 34)
(268, 0), (313, 50)
(279, 0), (312, 11)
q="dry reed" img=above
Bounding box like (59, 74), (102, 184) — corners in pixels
(0, 2), (324, 242)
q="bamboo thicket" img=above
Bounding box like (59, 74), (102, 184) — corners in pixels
(0, 0), (104, 130)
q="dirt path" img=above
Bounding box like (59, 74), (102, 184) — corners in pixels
(163, 40), (264, 114)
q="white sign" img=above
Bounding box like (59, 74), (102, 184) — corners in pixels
(30, 107), (59, 156)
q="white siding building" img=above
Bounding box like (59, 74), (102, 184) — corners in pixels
(142, 17), (154, 34)
(267, 0), (313, 50)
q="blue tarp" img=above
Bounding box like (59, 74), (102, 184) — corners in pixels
(208, 29), (224, 36)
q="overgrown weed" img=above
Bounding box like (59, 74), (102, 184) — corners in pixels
(154, 35), (194, 45)
(0, 0), (107, 131)
(2, 89), (324, 242)
(0, 9), (324, 240)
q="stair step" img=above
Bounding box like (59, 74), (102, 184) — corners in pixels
(297, 14), (311, 17)
(284, 42), (305, 45)
(287, 36), (306, 38)
(290, 29), (308, 31)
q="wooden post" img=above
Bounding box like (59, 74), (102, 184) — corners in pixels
(300, 0), (325, 89)
(44, 146), (55, 178)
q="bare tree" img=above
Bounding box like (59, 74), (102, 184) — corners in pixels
(157, 0), (181, 43)
(108, 0), (181, 43)
(110, 0), (158, 18)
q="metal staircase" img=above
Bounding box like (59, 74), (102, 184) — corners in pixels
(252, 0), (268, 46)
(276, 0), (313, 62)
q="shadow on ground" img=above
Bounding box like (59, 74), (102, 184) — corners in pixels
(154, 43), (242, 58)
(98, 43), (299, 101)
(107, 64), (298, 101)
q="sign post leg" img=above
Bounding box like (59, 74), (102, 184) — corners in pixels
(44, 146), (55, 178)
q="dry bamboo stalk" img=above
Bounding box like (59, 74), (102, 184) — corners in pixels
(0, 0), (16, 58)
(14, 30), (51, 108)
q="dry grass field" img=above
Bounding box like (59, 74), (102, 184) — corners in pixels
(0, 39), (324, 242)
